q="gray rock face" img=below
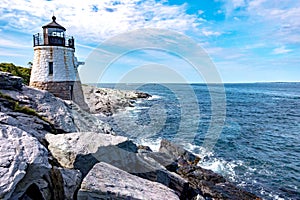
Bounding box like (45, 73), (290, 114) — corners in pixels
(0, 112), (53, 144)
(45, 132), (191, 198)
(77, 162), (180, 200)
(58, 167), (82, 200)
(82, 85), (151, 116)
(0, 72), (23, 90)
(45, 132), (136, 170)
(0, 85), (114, 135)
(0, 124), (50, 200)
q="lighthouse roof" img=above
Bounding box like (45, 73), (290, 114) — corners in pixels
(42, 16), (66, 31)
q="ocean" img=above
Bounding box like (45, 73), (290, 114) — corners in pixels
(96, 82), (300, 200)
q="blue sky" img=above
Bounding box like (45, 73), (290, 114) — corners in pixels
(0, 0), (299, 83)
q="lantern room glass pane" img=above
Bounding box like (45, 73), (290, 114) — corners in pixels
(47, 28), (65, 38)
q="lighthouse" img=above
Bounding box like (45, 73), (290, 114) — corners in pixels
(30, 16), (89, 110)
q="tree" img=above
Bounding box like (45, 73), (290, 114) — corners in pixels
(27, 61), (33, 68)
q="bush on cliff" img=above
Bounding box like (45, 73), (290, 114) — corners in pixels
(0, 63), (31, 85)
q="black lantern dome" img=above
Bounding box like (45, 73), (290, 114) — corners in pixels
(42, 16), (66, 31)
(33, 16), (74, 48)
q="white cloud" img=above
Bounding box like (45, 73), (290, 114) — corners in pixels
(0, 0), (199, 43)
(232, 0), (246, 8)
(198, 10), (204, 15)
(217, 0), (300, 46)
(0, 51), (27, 57)
(0, 38), (31, 48)
(244, 43), (266, 50)
(272, 46), (292, 54)
(247, 1), (300, 44)
(248, 0), (266, 9)
(202, 30), (222, 37)
(219, 0), (246, 16)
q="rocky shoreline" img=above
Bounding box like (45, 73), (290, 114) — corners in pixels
(82, 84), (151, 116)
(0, 72), (261, 199)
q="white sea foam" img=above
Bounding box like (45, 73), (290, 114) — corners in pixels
(135, 106), (149, 110)
(137, 139), (257, 186)
(138, 138), (162, 152)
(260, 189), (285, 200)
(147, 95), (161, 100)
(136, 99), (143, 104)
(183, 143), (247, 182)
(125, 106), (136, 111)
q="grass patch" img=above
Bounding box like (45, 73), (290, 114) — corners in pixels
(0, 92), (41, 118)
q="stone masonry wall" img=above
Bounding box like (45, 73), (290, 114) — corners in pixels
(30, 46), (77, 83)
(31, 80), (89, 111)
(30, 81), (74, 100)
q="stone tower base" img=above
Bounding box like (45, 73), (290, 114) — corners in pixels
(30, 81), (89, 112)
(30, 81), (75, 100)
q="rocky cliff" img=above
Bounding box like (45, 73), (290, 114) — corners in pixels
(0, 71), (261, 200)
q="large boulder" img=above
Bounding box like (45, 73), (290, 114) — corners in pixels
(0, 124), (83, 200)
(45, 132), (137, 170)
(45, 132), (194, 199)
(0, 124), (50, 199)
(159, 139), (200, 166)
(77, 162), (180, 200)
(0, 71), (23, 90)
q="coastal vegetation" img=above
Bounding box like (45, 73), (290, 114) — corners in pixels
(0, 62), (31, 85)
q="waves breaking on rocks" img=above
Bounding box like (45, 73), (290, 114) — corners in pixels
(0, 72), (262, 199)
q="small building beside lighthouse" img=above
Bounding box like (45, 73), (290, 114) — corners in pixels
(30, 16), (88, 111)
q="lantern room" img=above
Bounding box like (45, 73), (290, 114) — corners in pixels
(33, 16), (74, 48)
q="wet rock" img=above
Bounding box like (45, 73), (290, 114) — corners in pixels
(178, 166), (261, 200)
(159, 139), (200, 166)
(136, 91), (152, 99)
(137, 144), (153, 153)
(77, 162), (180, 200)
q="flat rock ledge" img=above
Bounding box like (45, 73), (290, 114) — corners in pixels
(78, 162), (180, 200)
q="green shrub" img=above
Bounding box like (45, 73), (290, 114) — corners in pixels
(0, 63), (31, 85)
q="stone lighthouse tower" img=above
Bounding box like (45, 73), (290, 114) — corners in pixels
(30, 16), (88, 111)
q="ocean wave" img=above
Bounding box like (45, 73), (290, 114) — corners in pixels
(147, 95), (161, 100)
(138, 138), (162, 151)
